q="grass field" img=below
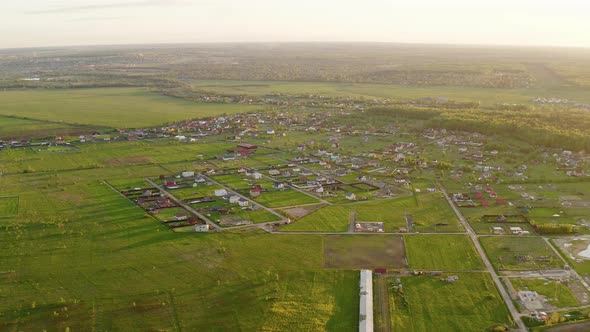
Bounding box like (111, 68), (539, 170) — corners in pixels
(323, 235), (406, 269)
(389, 273), (513, 331)
(0, 165), (358, 331)
(0, 88), (260, 128)
(480, 236), (563, 271)
(0, 196), (19, 217)
(404, 235), (484, 271)
(281, 193), (461, 233)
(0, 116), (105, 140)
(253, 190), (320, 208)
(510, 278), (579, 308)
(191, 79), (590, 106)
(0, 139), (235, 174)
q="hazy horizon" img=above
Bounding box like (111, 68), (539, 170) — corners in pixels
(2, 0), (590, 49)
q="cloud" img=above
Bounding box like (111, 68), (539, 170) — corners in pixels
(27, 0), (188, 14)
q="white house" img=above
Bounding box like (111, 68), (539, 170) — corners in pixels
(229, 195), (241, 204)
(238, 198), (249, 207)
(214, 189), (228, 197)
(182, 171), (195, 178)
(251, 172), (263, 179)
(195, 224), (209, 232)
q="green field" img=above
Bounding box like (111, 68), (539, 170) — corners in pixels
(510, 278), (579, 308)
(0, 116), (105, 140)
(0, 196), (19, 217)
(282, 193), (461, 233)
(0, 139), (235, 174)
(191, 79), (590, 106)
(0, 167), (358, 331)
(253, 190), (320, 208)
(480, 236), (564, 271)
(404, 235), (484, 271)
(389, 273), (513, 331)
(0, 88), (261, 128)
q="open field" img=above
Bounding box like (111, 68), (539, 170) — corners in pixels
(282, 193), (461, 233)
(0, 88), (260, 128)
(0, 139), (235, 174)
(404, 234), (484, 271)
(323, 235), (406, 269)
(0, 116), (106, 140)
(0, 196), (19, 217)
(253, 190), (320, 208)
(389, 273), (513, 331)
(191, 79), (590, 106)
(0, 167), (358, 331)
(480, 236), (564, 271)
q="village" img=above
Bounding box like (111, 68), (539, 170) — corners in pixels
(2, 94), (590, 332)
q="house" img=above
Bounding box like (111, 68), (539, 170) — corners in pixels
(214, 189), (228, 197)
(273, 182), (286, 190)
(250, 187), (262, 197)
(165, 179), (176, 186)
(269, 169), (280, 176)
(238, 198), (249, 207)
(315, 186), (324, 193)
(251, 172), (263, 180)
(266, 129), (275, 135)
(345, 192), (357, 201)
(174, 213), (189, 221)
(222, 154), (237, 161)
(195, 224), (209, 232)
(181, 171), (195, 178)
(237, 143), (257, 149)
(229, 195), (241, 204)
(441, 275), (459, 283)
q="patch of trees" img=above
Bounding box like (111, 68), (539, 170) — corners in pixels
(364, 105), (590, 151)
(532, 223), (576, 234)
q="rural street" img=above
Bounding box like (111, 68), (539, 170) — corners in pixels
(438, 182), (526, 331)
(145, 178), (222, 231)
(200, 174), (287, 222)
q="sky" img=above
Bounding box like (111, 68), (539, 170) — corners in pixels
(1, 0), (589, 49)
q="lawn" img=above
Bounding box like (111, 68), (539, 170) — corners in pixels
(0, 88), (261, 128)
(389, 273), (514, 331)
(404, 234), (484, 271)
(510, 278), (579, 308)
(480, 236), (564, 271)
(323, 235), (406, 269)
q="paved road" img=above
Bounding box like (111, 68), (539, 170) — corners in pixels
(270, 231), (467, 235)
(438, 182), (526, 331)
(145, 178), (222, 231)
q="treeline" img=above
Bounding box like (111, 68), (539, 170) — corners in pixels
(364, 105), (590, 151)
(532, 223), (576, 234)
